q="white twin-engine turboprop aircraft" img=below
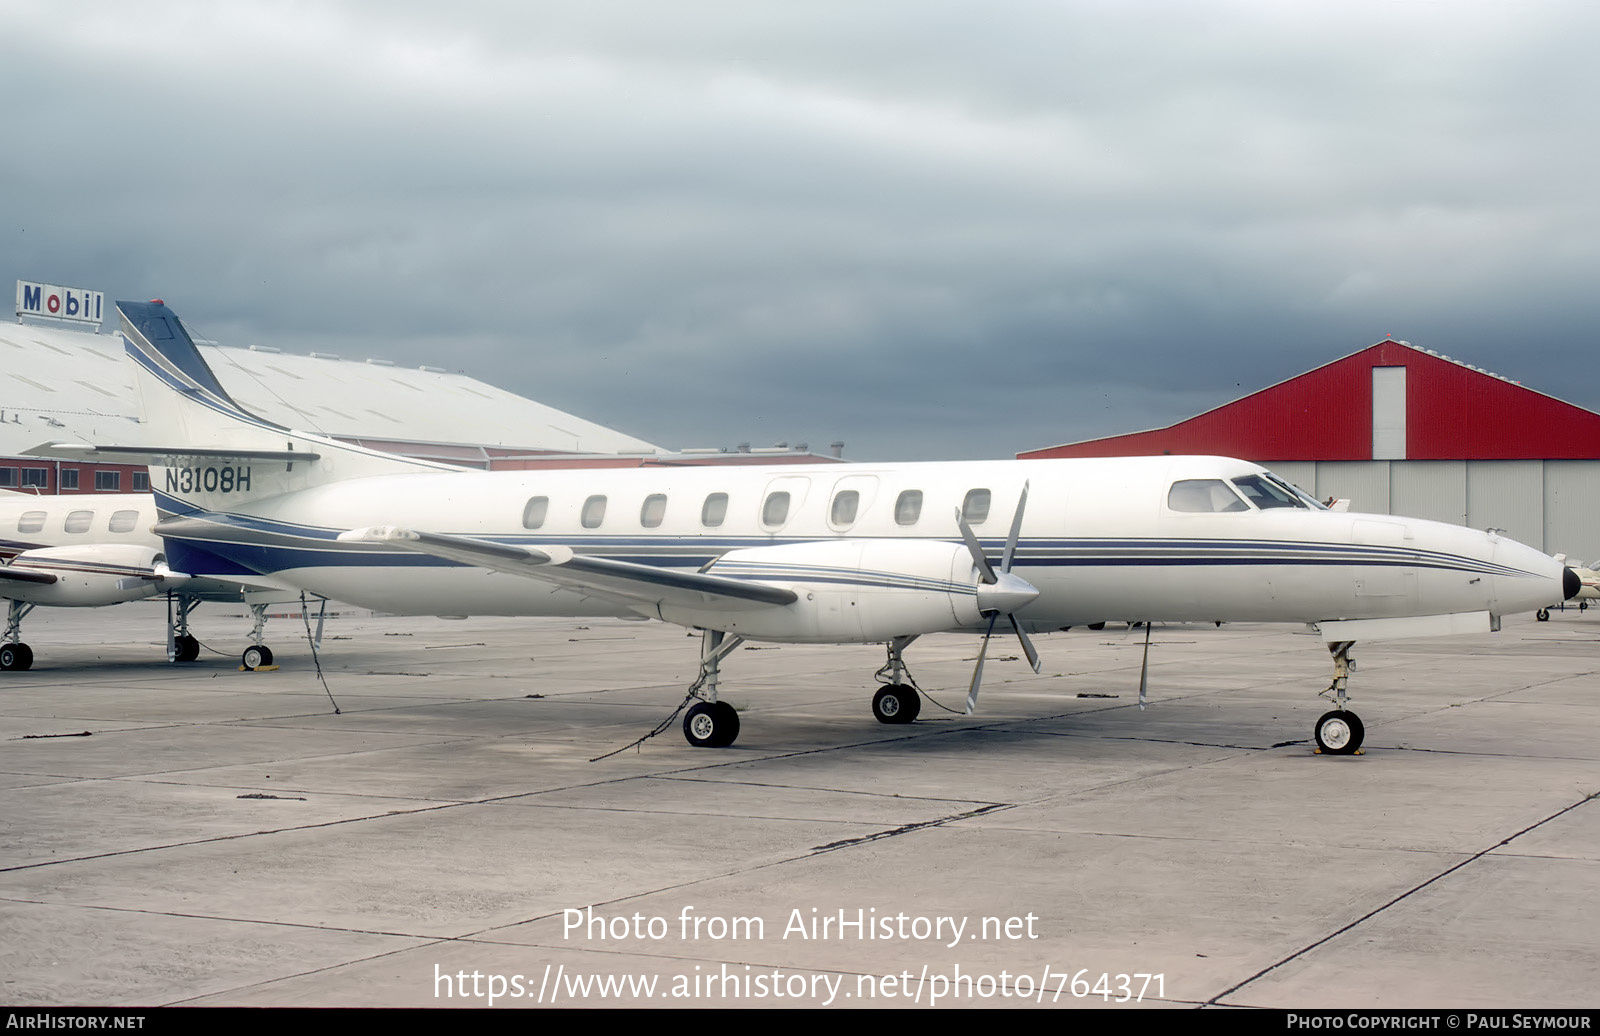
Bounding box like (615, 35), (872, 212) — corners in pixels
(30, 299), (1577, 752)
(0, 490), (315, 670)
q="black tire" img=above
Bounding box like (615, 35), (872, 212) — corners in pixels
(683, 701), (739, 748)
(173, 635), (200, 663)
(1, 643), (32, 671)
(1536, 608), (1550, 622)
(242, 645), (273, 669)
(1314, 710), (1365, 755)
(872, 684), (919, 724)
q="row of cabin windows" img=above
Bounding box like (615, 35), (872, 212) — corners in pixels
(520, 487), (994, 531)
(14, 509), (143, 535)
(0, 469), (147, 491)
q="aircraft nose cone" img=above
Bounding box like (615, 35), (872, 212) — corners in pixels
(1564, 566), (1582, 601)
(976, 570), (1040, 615)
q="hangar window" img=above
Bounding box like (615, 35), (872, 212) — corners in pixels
(962, 488), (991, 524)
(109, 510), (140, 533)
(640, 494), (667, 528)
(1231, 474), (1307, 510)
(132, 472), (150, 492)
(762, 491), (791, 528)
(1168, 480), (1248, 513)
(521, 496), (548, 529)
(701, 493), (728, 528)
(64, 510), (93, 534)
(21, 468), (47, 488)
(894, 490), (923, 526)
(581, 495), (607, 529)
(17, 511), (46, 534)
(60, 469), (79, 490)
(830, 490), (860, 526)
(95, 471), (120, 491)
(0, 468), (15, 488)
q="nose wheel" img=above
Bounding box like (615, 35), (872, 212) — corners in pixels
(1314, 710), (1365, 754)
(1314, 640), (1365, 754)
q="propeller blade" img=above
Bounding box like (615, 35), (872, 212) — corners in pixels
(965, 612), (999, 714)
(1008, 614), (1042, 673)
(1001, 481), (1029, 573)
(956, 509), (997, 585)
(1138, 621), (1152, 710)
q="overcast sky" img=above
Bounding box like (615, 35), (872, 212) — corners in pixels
(4, 1), (1598, 460)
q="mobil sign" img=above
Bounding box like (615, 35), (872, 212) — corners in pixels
(15, 279), (105, 325)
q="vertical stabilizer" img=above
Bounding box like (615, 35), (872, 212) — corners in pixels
(118, 300), (446, 510)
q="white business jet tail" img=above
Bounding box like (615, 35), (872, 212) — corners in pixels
(36, 300), (451, 510)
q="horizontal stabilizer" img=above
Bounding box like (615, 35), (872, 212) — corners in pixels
(25, 442), (320, 464)
(340, 527), (799, 608)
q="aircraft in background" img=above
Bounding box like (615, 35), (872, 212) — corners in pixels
(0, 490), (310, 670)
(29, 300), (1581, 751)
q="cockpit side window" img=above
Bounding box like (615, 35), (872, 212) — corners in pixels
(1231, 475), (1305, 509)
(1168, 479), (1249, 513)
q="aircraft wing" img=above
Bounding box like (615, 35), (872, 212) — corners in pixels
(339, 527), (799, 610)
(0, 567), (59, 586)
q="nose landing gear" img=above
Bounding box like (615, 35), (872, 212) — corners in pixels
(1315, 640), (1365, 755)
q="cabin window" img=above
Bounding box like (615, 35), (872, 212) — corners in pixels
(109, 510), (140, 533)
(830, 490), (860, 526)
(640, 494), (667, 528)
(21, 468), (47, 488)
(1231, 474), (1306, 510)
(17, 511), (45, 534)
(521, 496), (549, 529)
(581, 495), (607, 529)
(64, 510), (93, 534)
(701, 493), (728, 528)
(60, 469), (79, 490)
(962, 488), (991, 524)
(95, 471), (120, 491)
(1168, 479), (1248, 513)
(762, 491), (791, 527)
(894, 490), (923, 526)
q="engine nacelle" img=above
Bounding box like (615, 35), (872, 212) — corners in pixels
(658, 539), (985, 643)
(1, 545), (181, 607)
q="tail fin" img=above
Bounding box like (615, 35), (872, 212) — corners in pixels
(118, 299), (446, 509)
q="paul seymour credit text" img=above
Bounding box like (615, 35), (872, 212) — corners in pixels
(431, 905), (1167, 1005)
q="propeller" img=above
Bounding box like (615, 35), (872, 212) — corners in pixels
(959, 481), (1043, 715)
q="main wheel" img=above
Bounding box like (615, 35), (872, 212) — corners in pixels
(0, 643), (32, 671)
(872, 684), (920, 724)
(1314, 710), (1365, 755)
(1536, 608), (1550, 622)
(173, 635), (200, 663)
(683, 701), (740, 748)
(241, 645), (274, 669)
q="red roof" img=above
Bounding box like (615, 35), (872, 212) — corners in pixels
(1021, 341), (1600, 461)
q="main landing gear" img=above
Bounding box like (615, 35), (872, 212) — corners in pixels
(168, 594), (201, 662)
(2, 601), (35, 671)
(240, 603), (274, 670)
(871, 635), (922, 724)
(1314, 640), (1366, 755)
(679, 632), (930, 748)
(682, 629), (745, 748)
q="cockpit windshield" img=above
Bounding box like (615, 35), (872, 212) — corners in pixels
(1168, 479), (1249, 513)
(1230, 474), (1307, 509)
(1265, 472), (1326, 509)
